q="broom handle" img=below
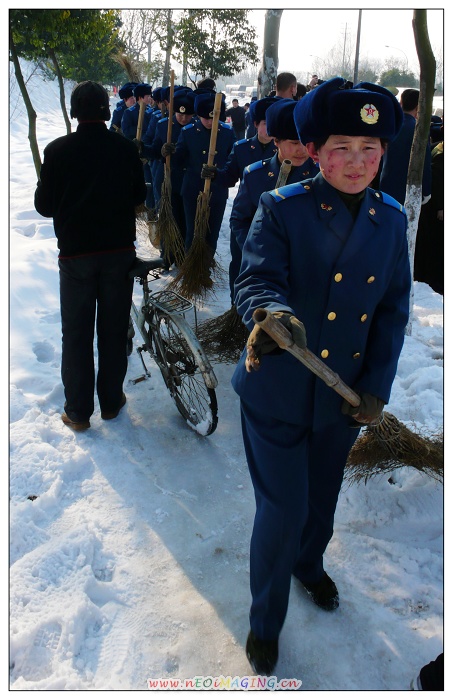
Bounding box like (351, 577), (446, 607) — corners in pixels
(252, 308), (361, 408)
(165, 70), (175, 171)
(136, 99), (146, 141)
(203, 92), (224, 197)
(275, 159), (292, 188)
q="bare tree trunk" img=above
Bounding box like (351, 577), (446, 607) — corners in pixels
(162, 9), (174, 87)
(405, 9), (436, 335)
(49, 48), (71, 134)
(9, 30), (42, 178)
(257, 9), (283, 98)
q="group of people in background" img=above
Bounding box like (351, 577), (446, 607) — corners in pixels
(34, 68), (443, 689)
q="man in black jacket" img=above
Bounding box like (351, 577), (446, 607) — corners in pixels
(34, 81), (147, 431)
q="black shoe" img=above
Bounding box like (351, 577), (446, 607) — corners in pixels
(246, 630), (278, 676)
(301, 572), (339, 611)
(101, 393), (126, 420)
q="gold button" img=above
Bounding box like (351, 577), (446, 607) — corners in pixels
(327, 312), (336, 321)
(367, 276), (375, 283)
(202, 150), (206, 154)
(360, 314), (368, 322)
(334, 273), (342, 282)
(353, 352), (361, 359)
(321, 349), (329, 358)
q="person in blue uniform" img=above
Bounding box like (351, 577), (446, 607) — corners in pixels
(163, 92), (235, 254)
(121, 83), (153, 140)
(144, 89), (196, 266)
(228, 98), (318, 302)
(212, 96), (279, 190)
(109, 82), (137, 133)
(379, 88), (431, 206)
(232, 77), (411, 675)
(121, 83), (154, 211)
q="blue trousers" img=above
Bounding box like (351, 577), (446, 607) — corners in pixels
(240, 399), (358, 639)
(59, 249), (136, 421)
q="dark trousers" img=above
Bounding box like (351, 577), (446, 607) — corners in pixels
(59, 249), (136, 421)
(240, 399), (358, 639)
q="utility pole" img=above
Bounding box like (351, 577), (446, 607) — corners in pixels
(353, 10), (362, 84)
(342, 23), (347, 76)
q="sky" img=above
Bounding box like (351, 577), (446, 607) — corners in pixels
(248, 7), (444, 80)
(8, 60), (444, 692)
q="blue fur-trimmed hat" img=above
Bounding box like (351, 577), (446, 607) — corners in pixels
(194, 92), (226, 121)
(119, 82), (137, 100)
(133, 83), (152, 99)
(151, 87), (163, 102)
(249, 96), (281, 125)
(294, 77), (403, 144)
(173, 90), (195, 115)
(265, 98), (299, 140)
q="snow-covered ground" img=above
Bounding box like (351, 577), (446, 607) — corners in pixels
(9, 63), (444, 693)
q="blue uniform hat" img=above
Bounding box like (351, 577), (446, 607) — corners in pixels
(194, 92), (226, 121)
(119, 82), (137, 100)
(249, 96), (281, 125)
(265, 98), (299, 140)
(294, 77), (403, 144)
(151, 87), (163, 102)
(133, 83), (152, 99)
(173, 90), (195, 115)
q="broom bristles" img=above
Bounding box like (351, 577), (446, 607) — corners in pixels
(170, 192), (216, 300)
(156, 172), (185, 267)
(345, 412), (443, 484)
(197, 306), (248, 363)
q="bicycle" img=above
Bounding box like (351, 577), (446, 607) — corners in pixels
(128, 257), (219, 436)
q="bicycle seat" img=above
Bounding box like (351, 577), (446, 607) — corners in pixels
(129, 257), (165, 279)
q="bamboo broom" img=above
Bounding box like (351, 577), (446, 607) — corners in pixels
(154, 70), (185, 267)
(171, 92), (224, 300)
(197, 159), (294, 362)
(251, 308), (443, 482)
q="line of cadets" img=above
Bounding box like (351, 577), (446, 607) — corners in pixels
(109, 79), (319, 279)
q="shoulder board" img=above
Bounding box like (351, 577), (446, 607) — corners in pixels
(268, 182), (311, 202)
(373, 190), (406, 214)
(158, 116), (169, 124)
(182, 123), (195, 131)
(246, 160), (266, 175)
(234, 137), (248, 147)
(220, 122), (232, 129)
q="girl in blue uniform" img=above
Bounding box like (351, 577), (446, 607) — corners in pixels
(232, 78), (411, 676)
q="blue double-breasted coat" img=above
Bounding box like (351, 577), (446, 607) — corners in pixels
(232, 172), (411, 639)
(173, 121), (235, 251)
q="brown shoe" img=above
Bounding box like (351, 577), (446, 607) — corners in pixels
(61, 413), (90, 431)
(101, 393), (127, 420)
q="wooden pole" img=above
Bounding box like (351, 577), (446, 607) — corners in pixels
(136, 99), (146, 141)
(252, 308), (361, 407)
(165, 69), (175, 171)
(203, 92), (224, 197)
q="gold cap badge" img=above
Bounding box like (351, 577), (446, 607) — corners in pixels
(179, 105), (186, 113)
(209, 110), (214, 118)
(360, 103), (379, 125)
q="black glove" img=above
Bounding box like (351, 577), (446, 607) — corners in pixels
(341, 391), (385, 424)
(246, 311), (307, 372)
(132, 138), (143, 155)
(201, 164), (217, 179)
(161, 142), (176, 158)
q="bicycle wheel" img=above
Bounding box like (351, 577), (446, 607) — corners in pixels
(152, 311), (219, 436)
